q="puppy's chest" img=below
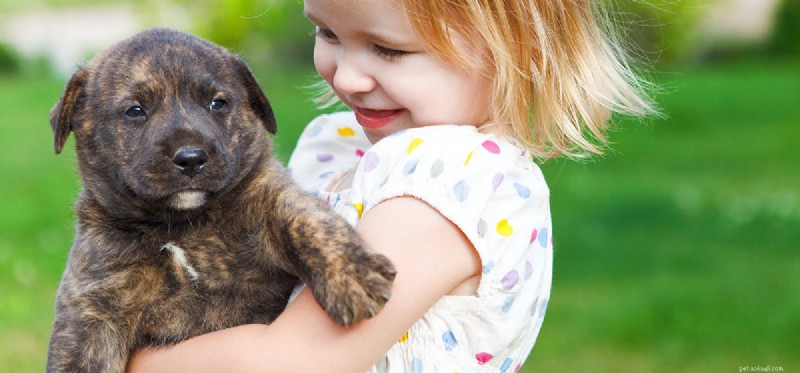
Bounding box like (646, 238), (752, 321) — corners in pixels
(157, 237), (268, 289)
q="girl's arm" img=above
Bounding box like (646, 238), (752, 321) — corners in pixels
(127, 197), (481, 372)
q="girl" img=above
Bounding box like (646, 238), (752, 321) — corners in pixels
(129, 0), (654, 371)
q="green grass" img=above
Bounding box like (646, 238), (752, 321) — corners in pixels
(527, 60), (800, 372)
(1, 59), (798, 372)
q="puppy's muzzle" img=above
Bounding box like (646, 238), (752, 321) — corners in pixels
(173, 147), (209, 178)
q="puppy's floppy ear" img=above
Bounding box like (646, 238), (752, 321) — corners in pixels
(50, 68), (88, 154)
(231, 55), (277, 134)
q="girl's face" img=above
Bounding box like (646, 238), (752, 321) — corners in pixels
(305, 0), (491, 143)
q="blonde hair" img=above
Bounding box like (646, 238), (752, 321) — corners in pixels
(403, 0), (657, 159)
(315, 0), (657, 159)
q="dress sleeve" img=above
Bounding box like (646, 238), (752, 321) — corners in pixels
(347, 126), (551, 297)
(287, 112), (372, 194)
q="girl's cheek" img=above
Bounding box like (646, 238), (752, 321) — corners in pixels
(313, 44), (336, 83)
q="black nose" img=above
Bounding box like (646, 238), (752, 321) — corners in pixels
(173, 148), (209, 177)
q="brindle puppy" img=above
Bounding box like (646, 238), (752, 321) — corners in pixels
(46, 28), (395, 373)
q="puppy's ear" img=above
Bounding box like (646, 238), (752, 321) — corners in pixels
(50, 68), (88, 154)
(231, 56), (277, 134)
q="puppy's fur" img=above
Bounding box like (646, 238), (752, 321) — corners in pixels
(46, 28), (395, 372)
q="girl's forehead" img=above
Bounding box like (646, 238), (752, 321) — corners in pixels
(304, 0), (407, 21)
(305, 0), (416, 38)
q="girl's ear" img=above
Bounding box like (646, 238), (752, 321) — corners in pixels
(50, 68), (89, 154)
(230, 55), (277, 135)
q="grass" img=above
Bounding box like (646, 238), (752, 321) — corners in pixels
(527, 59), (800, 372)
(0, 59), (798, 372)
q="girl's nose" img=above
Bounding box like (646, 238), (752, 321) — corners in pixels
(332, 53), (376, 94)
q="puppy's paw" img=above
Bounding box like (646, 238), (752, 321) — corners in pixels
(312, 249), (396, 326)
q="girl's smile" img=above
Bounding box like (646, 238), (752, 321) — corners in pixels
(353, 107), (406, 130)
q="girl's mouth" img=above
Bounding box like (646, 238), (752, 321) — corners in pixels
(354, 107), (404, 129)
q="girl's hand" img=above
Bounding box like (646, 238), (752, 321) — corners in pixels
(127, 197), (481, 372)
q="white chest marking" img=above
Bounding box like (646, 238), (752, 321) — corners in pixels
(161, 242), (200, 281)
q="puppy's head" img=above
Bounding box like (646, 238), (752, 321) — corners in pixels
(51, 28), (276, 213)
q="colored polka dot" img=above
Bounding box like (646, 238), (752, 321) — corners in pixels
(538, 227), (549, 247)
(537, 298), (549, 318)
(502, 295), (515, 313)
(501, 270), (519, 290)
(482, 260), (494, 274)
(399, 331), (409, 343)
(412, 357), (424, 373)
(476, 352), (494, 365)
(464, 151), (474, 166)
(453, 181), (470, 202)
(305, 125), (322, 138)
(404, 159), (419, 175)
(353, 203), (363, 219)
(337, 126), (356, 137)
(515, 363), (522, 372)
(442, 331), (458, 351)
(525, 260), (534, 280)
(477, 219), (487, 238)
(319, 170), (335, 179)
(500, 357), (514, 373)
(513, 183), (531, 198)
(407, 138), (424, 154)
(496, 219), (514, 237)
(355, 149), (365, 157)
(492, 173), (504, 191)
(482, 140), (500, 154)
(316, 153), (333, 162)
(530, 228), (538, 244)
(364, 152), (379, 172)
(430, 159), (444, 177)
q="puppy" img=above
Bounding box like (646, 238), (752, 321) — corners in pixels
(46, 28), (395, 372)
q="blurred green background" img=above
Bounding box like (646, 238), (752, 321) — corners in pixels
(1, 0), (798, 372)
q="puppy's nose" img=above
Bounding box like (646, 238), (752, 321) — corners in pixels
(173, 148), (209, 178)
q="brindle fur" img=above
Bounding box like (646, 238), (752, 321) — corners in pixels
(46, 28), (395, 373)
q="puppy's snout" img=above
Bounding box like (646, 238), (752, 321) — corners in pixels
(173, 148), (209, 178)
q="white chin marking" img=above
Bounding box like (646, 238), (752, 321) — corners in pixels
(169, 191), (207, 210)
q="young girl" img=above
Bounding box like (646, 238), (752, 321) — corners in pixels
(128, 0), (653, 371)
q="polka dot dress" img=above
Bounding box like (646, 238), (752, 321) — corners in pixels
(288, 112), (553, 372)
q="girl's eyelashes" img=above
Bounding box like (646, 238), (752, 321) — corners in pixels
(372, 44), (410, 60)
(313, 25), (410, 60)
(314, 26), (338, 41)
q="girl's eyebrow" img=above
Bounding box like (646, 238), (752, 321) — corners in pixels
(303, 10), (320, 24)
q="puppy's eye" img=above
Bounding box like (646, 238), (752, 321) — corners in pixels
(209, 99), (227, 112)
(125, 105), (147, 118)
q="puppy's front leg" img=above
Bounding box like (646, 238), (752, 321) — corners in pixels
(263, 174), (396, 326)
(47, 282), (132, 373)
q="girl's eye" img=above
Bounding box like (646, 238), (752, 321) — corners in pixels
(209, 99), (227, 112)
(373, 45), (410, 60)
(125, 105), (146, 118)
(314, 27), (338, 42)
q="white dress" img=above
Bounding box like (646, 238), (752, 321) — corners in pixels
(288, 112), (553, 372)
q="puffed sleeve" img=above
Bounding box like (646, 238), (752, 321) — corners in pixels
(347, 125), (551, 299)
